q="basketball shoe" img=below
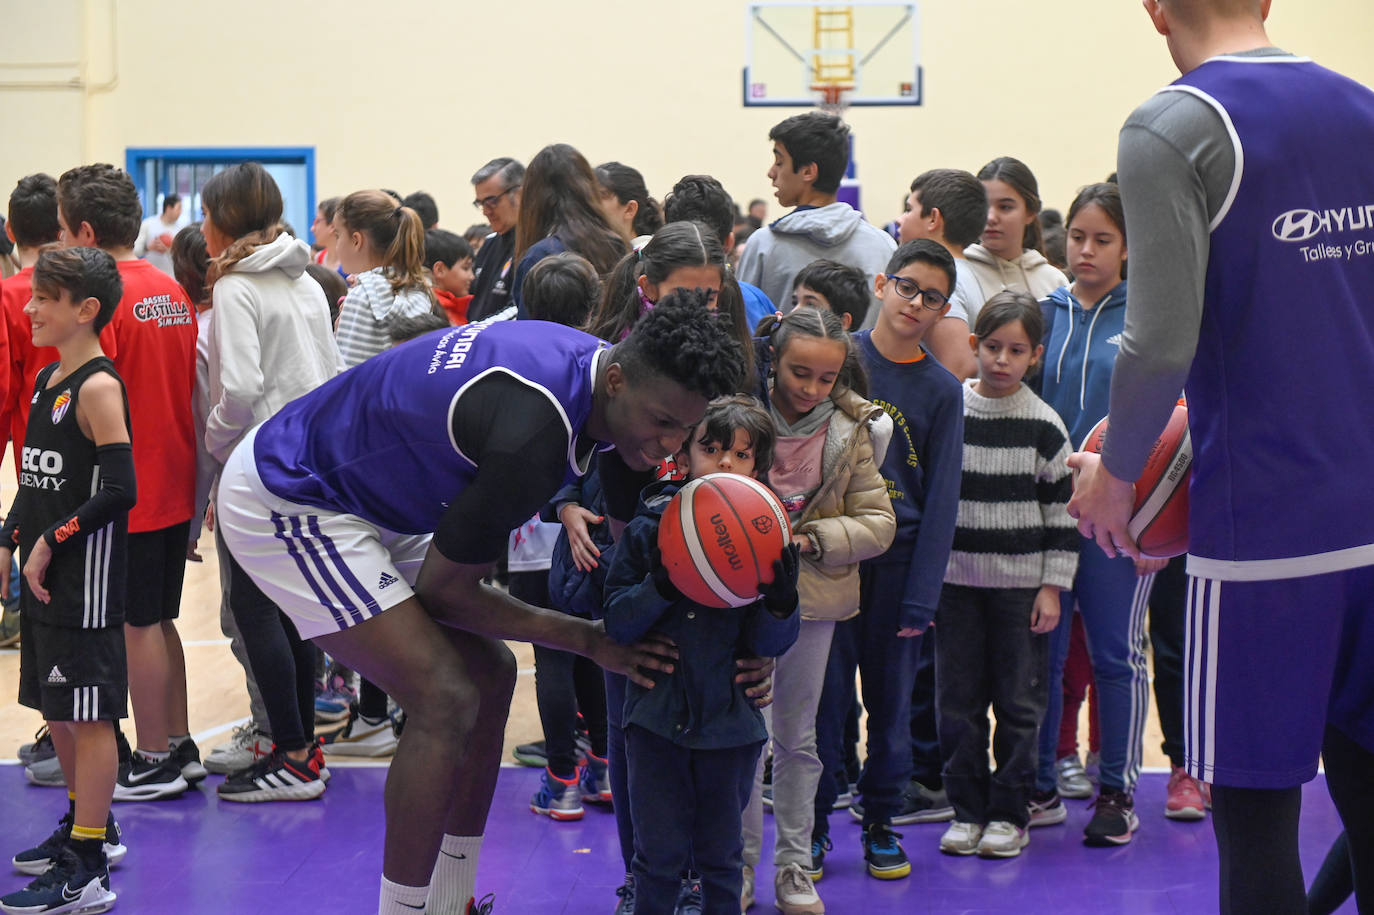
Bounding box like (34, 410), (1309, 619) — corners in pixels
(18, 726), (55, 767)
(204, 724), (272, 775)
(12, 812), (125, 876)
(321, 707), (398, 757)
(1165, 767), (1206, 820)
(0, 846), (114, 915)
(529, 768), (583, 821)
(579, 753), (612, 804)
(1083, 789), (1139, 846)
(170, 737), (208, 785)
(113, 751), (188, 802)
(216, 748), (325, 803)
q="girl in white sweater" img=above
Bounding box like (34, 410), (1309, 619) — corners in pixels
(201, 163), (342, 802)
(963, 158), (1068, 306)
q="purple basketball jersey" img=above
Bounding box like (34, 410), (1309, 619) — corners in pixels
(253, 320), (605, 535)
(1170, 57), (1374, 580)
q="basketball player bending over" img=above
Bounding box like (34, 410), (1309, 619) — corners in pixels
(1069, 1), (1374, 911)
(217, 292), (748, 914)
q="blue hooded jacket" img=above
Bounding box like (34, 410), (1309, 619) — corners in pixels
(1038, 281), (1128, 449)
(603, 479), (799, 749)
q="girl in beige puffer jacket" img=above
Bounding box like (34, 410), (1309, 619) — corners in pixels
(741, 307), (896, 912)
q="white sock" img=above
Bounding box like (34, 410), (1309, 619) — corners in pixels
(378, 876), (429, 915)
(427, 834), (482, 914)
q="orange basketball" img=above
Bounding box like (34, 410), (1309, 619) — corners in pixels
(657, 473), (791, 608)
(1080, 402), (1191, 559)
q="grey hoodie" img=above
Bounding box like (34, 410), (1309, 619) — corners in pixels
(736, 202), (896, 314)
(963, 243), (1068, 305)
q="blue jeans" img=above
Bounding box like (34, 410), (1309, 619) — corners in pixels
(814, 561), (928, 829)
(1036, 541), (1154, 794)
(625, 726), (761, 915)
(605, 670), (633, 873)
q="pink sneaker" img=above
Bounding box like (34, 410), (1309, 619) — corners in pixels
(1165, 766), (1206, 820)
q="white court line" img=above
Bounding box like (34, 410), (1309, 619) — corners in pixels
(192, 716), (250, 744)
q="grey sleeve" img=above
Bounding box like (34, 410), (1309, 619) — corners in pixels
(1102, 90), (1236, 480)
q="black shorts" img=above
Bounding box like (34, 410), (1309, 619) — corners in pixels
(19, 614), (127, 722)
(124, 520), (190, 627)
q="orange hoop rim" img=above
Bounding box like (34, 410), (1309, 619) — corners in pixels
(810, 83), (853, 113)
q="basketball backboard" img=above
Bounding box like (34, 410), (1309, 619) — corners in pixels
(743, 1), (922, 108)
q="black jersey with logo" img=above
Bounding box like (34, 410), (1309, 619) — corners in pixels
(13, 357), (130, 628)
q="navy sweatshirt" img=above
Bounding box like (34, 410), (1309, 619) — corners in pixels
(855, 331), (964, 630)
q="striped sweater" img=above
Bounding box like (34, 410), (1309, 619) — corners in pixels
(944, 380), (1078, 590)
(334, 268), (436, 368)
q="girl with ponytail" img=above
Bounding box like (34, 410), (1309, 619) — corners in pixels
(585, 220), (751, 375)
(332, 189), (439, 367)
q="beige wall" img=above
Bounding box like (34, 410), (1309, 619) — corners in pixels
(4, 0), (1373, 228)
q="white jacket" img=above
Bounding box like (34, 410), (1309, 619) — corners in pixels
(962, 243), (1068, 304)
(206, 234), (342, 463)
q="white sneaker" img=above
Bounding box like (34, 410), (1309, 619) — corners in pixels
(939, 821), (983, 856)
(773, 862), (824, 914)
(322, 711), (398, 757)
(740, 864), (754, 912)
(204, 725), (272, 775)
(1055, 754), (1093, 799)
(976, 820), (1029, 858)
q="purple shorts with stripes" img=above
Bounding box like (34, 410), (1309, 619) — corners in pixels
(216, 427), (431, 640)
(1184, 566), (1374, 788)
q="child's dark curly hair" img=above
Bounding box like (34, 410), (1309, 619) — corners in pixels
(612, 287), (746, 401)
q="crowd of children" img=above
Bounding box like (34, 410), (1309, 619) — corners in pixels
(0, 88), (1360, 915)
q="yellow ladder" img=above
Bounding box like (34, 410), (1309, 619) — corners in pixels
(810, 6), (855, 91)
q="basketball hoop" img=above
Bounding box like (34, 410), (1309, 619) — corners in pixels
(811, 83), (853, 116)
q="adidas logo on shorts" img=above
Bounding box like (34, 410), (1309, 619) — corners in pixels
(378, 572), (399, 590)
(47, 666), (67, 684)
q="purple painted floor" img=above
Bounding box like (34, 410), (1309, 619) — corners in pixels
(0, 765), (1353, 914)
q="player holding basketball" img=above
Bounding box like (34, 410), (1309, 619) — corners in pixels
(603, 393), (800, 915)
(1069, 1), (1374, 911)
(216, 294), (746, 915)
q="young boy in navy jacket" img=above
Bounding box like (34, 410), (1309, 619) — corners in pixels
(604, 394), (801, 915)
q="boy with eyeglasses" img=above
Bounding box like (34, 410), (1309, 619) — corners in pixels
(810, 238), (964, 881)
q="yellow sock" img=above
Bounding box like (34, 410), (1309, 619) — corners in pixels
(70, 824), (105, 842)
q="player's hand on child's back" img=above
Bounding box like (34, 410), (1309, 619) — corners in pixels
(23, 538), (53, 603)
(736, 656), (776, 709)
(589, 619), (677, 688)
(559, 504), (603, 571)
(760, 542), (801, 618)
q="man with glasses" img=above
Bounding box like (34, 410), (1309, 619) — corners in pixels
(737, 112), (895, 315)
(466, 158), (524, 323)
